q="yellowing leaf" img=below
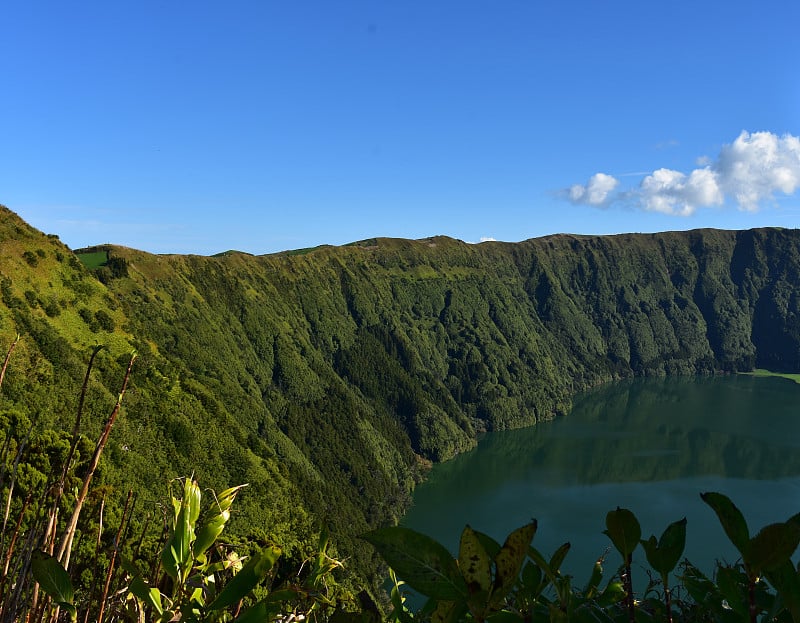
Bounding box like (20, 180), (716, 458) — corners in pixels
(493, 521), (537, 599)
(458, 526), (492, 596)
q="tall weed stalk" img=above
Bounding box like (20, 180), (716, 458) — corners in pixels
(0, 336), (137, 622)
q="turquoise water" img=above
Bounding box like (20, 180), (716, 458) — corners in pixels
(402, 375), (800, 586)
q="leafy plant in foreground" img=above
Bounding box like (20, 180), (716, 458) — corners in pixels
(363, 521), (627, 622)
(365, 496), (800, 623)
(364, 522), (535, 622)
(34, 476), (351, 622)
(2, 334), (360, 622)
(640, 517), (686, 623)
(604, 507), (641, 623)
(701, 491), (800, 623)
(522, 540), (625, 622)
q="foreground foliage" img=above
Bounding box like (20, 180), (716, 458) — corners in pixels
(20, 466), (800, 623)
(0, 338), (363, 622)
(31, 477), (352, 622)
(366, 496), (800, 623)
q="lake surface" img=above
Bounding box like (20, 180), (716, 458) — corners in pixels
(403, 375), (800, 586)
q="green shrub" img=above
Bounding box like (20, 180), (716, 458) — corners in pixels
(22, 250), (39, 266)
(43, 298), (61, 317)
(94, 309), (115, 331)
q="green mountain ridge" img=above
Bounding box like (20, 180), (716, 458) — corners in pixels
(2, 204), (800, 586)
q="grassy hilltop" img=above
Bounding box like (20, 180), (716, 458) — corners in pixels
(2, 204), (800, 587)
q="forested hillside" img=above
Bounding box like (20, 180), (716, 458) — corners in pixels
(2, 204), (800, 587)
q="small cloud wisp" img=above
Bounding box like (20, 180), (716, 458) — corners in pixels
(566, 131), (800, 215)
(568, 173), (619, 207)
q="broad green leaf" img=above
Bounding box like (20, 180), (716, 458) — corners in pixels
(640, 536), (660, 570)
(715, 565), (748, 617)
(193, 509), (229, 559)
(595, 580), (626, 608)
(656, 516), (687, 569)
(701, 492), (750, 559)
(389, 569), (415, 623)
(548, 542), (570, 575)
(748, 521), (800, 574)
(308, 529), (344, 588)
(217, 483), (248, 509)
(128, 575), (165, 615)
(184, 478), (202, 524)
(317, 526), (331, 552)
(520, 560), (542, 594)
(680, 562), (736, 623)
(208, 545), (281, 611)
(473, 529), (502, 560)
(678, 562), (721, 606)
(160, 540), (183, 581)
(31, 551), (74, 607)
(581, 559), (603, 599)
(765, 559), (800, 623)
(494, 522), (537, 598)
(552, 574), (572, 608)
(188, 585), (204, 607)
(162, 490), (194, 580)
(363, 527), (467, 601)
(641, 517), (686, 577)
(603, 507), (641, 559)
(528, 546), (555, 585)
(459, 526), (492, 596)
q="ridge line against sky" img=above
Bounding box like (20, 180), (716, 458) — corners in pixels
(1, 1), (799, 255)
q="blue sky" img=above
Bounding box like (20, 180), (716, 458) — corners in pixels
(2, 1), (799, 255)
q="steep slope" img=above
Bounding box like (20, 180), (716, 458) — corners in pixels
(110, 228), (800, 460)
(2, 204), (800, 585)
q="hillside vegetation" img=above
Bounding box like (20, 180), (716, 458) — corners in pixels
(2, 205), (800, 589)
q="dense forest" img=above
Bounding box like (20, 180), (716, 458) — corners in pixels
(2, 204), (800, 595)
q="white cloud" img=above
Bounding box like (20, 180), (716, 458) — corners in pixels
(567, 172), (619, 206)
(716, 130), (800, 211)
(639, 167), (723, 216)
(479, 236), (497, 242)
(565, 130), (800, 215)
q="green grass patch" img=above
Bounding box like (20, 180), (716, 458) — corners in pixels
(741, 368), (800, 384)
(75, 250), (108, 269)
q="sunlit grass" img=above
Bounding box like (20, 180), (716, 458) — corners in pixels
(741, 368), (800, 384)
(76, 250), (108, 269)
